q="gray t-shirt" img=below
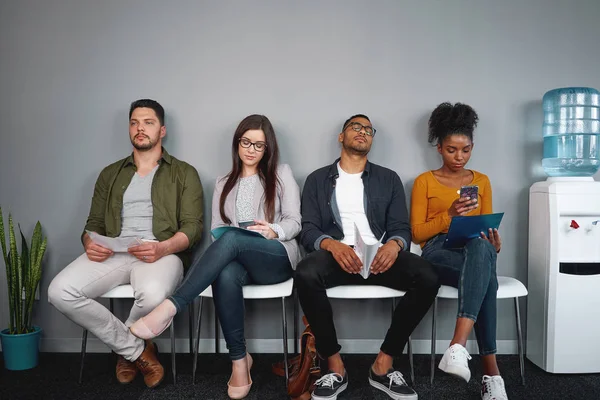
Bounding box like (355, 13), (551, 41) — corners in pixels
(119, 165), (159, 240)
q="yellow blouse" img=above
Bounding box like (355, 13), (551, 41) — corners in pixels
(410, 170), (493, 247)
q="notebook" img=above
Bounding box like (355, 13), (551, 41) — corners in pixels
(210, 226), (264, 240)
(444, 213), (504, 249)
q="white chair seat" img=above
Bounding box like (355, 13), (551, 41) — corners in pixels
(326, 285), (406, 299)
(411, 243), (422, 254)
(496, 276), (528, 298)
(198, 277), (294, 299)
(410, 243), (528, 299)
(323, 283), (413, 383)
(411, 241), (527, 385)
(101, 284), (135, 298)
(193, 278), (294, 384)
(437, 276), (528, 299)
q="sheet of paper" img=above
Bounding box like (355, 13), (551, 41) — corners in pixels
(353, 223), (385, 279)
(210, 226), (265, 240)
(363, 241), (380, 278)
(86, 231), (143, 252)
(353, 223), (369, 279)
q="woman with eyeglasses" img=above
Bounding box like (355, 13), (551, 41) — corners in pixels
(410, 103), (507, 400)
(130, 114), (301, 399)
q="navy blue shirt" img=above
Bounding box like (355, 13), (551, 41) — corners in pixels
(299, 158), (411, 253)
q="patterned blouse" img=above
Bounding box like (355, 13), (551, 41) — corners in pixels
(235, 174), (285, 240)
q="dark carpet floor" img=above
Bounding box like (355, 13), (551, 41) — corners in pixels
(1, 352), (599, 399)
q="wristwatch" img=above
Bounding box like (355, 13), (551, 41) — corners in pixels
(390, 238), (404, 252)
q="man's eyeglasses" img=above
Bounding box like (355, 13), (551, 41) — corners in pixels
(344, 122), (376, 137)
(239, 137), (267, 152)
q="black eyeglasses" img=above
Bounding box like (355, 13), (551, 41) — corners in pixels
(344, 122), (376, 137)
(239, 137), (267, 152)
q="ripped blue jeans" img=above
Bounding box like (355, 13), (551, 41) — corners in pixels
(421, 234), (498, 355)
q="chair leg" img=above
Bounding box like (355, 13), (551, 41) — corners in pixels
(193, 297), (204, 384)
(515, 297), (525, 386)
(214, 300), (220, 354)
(188, 303), (194, 355)
(78, 329), (88, 384)
(430, 297), (437, 385)
(408, 336), (415, 385)
(293, 288), (299, 355)
(171, 319), (176, 384)
(281, 297), (289, 386)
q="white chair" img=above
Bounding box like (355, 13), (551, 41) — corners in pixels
(430, 277), (528, 385)
(78, 284), (194, 385)
(192, 278), (295, 385)
(325, 286), (415, 384)
(410, 243), (528, 385)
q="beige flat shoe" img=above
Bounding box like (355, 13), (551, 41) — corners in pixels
(130, 300), (176, 340)
(130, 314), (173, 340)
(227, 353), (253, 399)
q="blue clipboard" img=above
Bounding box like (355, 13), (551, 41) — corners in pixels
(211, 226), (264, 240)
(444, 212), (504, 249)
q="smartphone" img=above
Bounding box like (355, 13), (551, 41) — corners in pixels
(460, 185), (479, 201)
(238, 221), (254, 229)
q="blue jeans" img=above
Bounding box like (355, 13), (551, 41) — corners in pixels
(421, 234), (498, 355)
(169, 230), (292, 360)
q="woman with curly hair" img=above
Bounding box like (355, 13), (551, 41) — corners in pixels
(410, 103), (508, 400)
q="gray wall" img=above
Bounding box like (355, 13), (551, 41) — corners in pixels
(2, 0), (600, 353)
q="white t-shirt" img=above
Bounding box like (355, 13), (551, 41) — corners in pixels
(335, 163), (377, 246)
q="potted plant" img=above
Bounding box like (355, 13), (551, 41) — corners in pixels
(0, 206), (47, 370)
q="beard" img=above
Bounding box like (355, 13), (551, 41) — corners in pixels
(131, 134), (156, 151)
(342, 139), (370, 156)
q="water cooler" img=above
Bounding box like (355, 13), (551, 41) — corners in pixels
(527, 178), (600, 373)
(527, 87), (600, 373)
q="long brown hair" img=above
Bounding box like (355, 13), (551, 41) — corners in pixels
(219, 115), (280, 224)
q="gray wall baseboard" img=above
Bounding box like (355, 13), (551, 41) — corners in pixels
(29, 338), (520, 355)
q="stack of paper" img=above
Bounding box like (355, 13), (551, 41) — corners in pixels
(86, 231), (144, 252)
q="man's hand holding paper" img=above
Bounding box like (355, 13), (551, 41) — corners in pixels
(369, 241), (399, 275)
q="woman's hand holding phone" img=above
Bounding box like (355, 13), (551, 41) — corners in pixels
(246, 219), (278, 239)
(238, 221), (254, 229)
(448, 186), (479, 217)
(448, 197), (478, 217)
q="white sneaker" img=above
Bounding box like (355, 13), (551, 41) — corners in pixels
(481, 375), (508, 400)
(438, 343), (472, 382)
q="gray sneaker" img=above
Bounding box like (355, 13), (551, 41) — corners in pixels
(311, 370), (348, 400)
(368, 368), (418, 399)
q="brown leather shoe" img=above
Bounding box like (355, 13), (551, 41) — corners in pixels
(116, 355), (138, 384)
(134, 340), (164, 388)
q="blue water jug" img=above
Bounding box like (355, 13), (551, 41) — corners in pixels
(542, 87), (600, 177)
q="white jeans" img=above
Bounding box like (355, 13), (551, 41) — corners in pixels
(48, 253), (183, 361)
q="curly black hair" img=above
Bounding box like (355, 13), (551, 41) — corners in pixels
(427, 102), (479, 145)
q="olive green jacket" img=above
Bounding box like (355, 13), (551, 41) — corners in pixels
(83, 148), (203, 268)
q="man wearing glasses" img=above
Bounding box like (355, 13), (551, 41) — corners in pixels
(296, 114), (439, 400)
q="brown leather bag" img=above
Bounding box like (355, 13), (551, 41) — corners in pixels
(272, 316), (321, 400)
